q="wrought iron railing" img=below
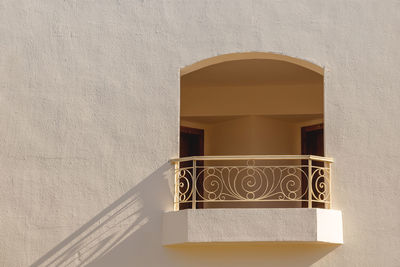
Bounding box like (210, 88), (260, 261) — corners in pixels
(170, 155), (333, 210)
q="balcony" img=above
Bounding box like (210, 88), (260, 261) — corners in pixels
(165, 54), (343, 246)
(163, 155), (343, 245)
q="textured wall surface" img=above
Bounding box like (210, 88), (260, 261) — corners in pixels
(1, 0), (400, 266)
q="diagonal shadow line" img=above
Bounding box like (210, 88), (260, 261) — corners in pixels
(58, 209), (144, 267)
(63, 235), (115, 267)
(40, 195), (141, 267)
(78, 216), (149, 267)
(30, 163), (171, 267)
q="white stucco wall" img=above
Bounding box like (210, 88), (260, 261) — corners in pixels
(1, 1), (400, 266)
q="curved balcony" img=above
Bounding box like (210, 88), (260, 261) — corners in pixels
(164, 155), (342, 245)
(170, 155), (333, 210)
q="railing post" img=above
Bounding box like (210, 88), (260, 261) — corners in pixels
(308, 158), (312, 208)
(192, 160), (197, 209)
(174, 161), (179, 211)
(328, 162), (332, 209)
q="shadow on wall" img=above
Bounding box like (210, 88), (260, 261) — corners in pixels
(31, 163), (339, 267)
(30, 163), (173, 267)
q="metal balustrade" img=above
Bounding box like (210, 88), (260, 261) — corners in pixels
(170, 155), (333, 210)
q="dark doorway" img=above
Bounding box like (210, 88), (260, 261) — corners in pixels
(179, 126), (204, 209)
(301, 123), (324, 157)
(180, 126), (204, 158)
(301, 123), (324, 208)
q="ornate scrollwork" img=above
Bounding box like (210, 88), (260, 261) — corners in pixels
(174, 158), (331, 208)
(311, 168), (330, 202)
(176, 168), (193, 203)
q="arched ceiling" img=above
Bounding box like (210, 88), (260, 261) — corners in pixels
(181, 59), (323, 88)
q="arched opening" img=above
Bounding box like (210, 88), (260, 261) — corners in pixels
(181, 53), (324, 156)
(176, 53), (330, 210)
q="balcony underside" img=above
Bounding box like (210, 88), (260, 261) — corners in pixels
(163, 208), (343, 246)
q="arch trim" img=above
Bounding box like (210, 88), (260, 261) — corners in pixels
(180, 52), (324, 76)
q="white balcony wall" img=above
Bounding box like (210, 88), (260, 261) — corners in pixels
(1, 1), (400, 267)
(163, 209), (343, 245)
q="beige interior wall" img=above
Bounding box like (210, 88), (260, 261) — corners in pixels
(181, 79), (324, 156)
(181, 83), (323, 117)
(182, 116), (314, 209)
(182, 116), (324, 157)
(206, 116), (298, 155)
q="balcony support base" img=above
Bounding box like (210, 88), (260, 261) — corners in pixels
(162, 208), (343, 246)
